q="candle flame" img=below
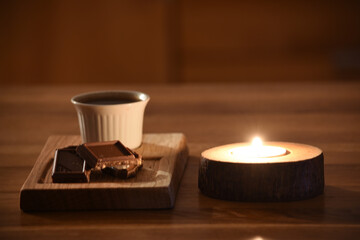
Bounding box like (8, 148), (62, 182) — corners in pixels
(229, 136), (287, 159)
(252, 137), (263, 148)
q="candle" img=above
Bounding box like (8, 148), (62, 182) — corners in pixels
(229, 137), (287, 159)
(199, 138), (324, 202)
(203, 137), (295, 163)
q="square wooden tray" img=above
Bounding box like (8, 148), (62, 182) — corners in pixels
(20, 133), (188, 211)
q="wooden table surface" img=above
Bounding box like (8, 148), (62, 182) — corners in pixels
(0, 82), (359, 239)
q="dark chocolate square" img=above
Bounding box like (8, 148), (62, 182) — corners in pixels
(52, 147), (89, 183)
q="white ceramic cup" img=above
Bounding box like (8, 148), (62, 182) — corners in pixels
(71, 90), (150, 149)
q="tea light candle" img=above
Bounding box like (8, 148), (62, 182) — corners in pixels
(198, 137), (324, 202)
(229, 137), (287, 160)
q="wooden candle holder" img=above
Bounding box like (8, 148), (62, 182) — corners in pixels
(198, 142), (324, 202)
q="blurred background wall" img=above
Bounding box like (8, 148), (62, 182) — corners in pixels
(0, 0), (359, 85)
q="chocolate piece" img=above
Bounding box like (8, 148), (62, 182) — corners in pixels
(99, 151), (143, 179)
(76, 140), (135, 168)
(101, 163), (142, 179)
(52, 147), (89, 183)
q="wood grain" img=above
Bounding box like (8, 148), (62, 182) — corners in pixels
(0, 82), (359, 239)
(1, 1), (359, 85)
(0, 0), (169, 84)
(181, 1), (360, 82)
(20, 133), (188, 211)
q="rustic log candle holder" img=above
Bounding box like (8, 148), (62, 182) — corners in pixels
(198, 142), (324, 202)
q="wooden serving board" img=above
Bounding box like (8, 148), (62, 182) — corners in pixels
(20, 133), (188, 211)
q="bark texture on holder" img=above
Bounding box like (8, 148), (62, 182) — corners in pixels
(198, 142), (324, 202)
